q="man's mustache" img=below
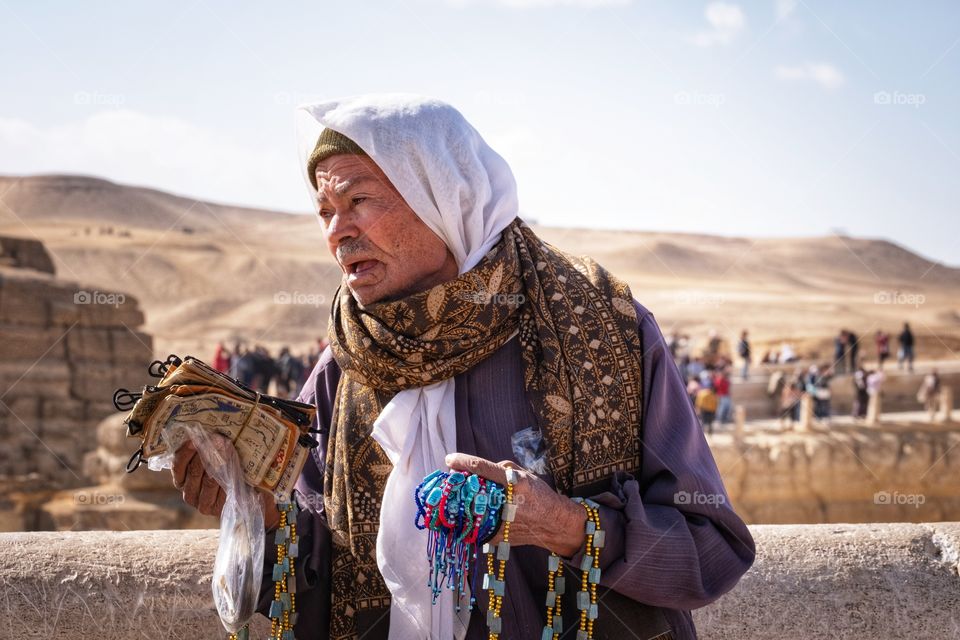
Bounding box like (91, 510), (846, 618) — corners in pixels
(336, 238), (376, 265)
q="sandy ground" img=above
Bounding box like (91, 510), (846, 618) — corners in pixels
(2, 174), (958, 364)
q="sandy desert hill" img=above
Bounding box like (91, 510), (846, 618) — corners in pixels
(1, 174), (958, 363)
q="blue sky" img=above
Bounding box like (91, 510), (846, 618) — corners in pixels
(1, 1), (958, 265)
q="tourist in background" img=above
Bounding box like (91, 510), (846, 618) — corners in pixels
(852, 365), (870, 420)
(780, 370), (804, 429)
(212, 341), (231, 373)
(668, 331), (681, 360)
(737, 330), (751, 381)
(276, 346), (305, 399)
(866, 367), (885, 418)
(714, 367), (733, 424)
(778, 342), (797, 364)
(767, 370), (785, 416)
(695, 379), (718, 435)
(899, 322), (915, 372)
(875, 330), (890, 369)
(686, 375), (702, 406)
(687, 355), (705, 384)
(846, 329), (860, 375)
(834, 330), (848, 375)
(917, 368), (941, 420)
(806, 364), (833, 423)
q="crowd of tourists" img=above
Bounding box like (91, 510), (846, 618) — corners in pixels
(210, 337), (330, 398)
(670, 323), (935, 433)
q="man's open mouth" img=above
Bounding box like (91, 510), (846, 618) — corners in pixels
(347, 259), (379, 275)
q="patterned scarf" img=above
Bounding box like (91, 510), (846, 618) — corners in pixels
(325, 218), (646, 639)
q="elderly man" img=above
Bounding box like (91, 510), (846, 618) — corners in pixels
(173, 94), (754, 640)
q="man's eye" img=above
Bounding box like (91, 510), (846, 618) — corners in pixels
(352, 197), (367, 206)
(318, 209), (333, 219)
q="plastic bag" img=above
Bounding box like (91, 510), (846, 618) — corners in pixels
(148, 421), (264, 633)
(511, 425), (549, 475)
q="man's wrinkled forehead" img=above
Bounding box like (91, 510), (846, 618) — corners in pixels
(314, 152), (387, 197)
(314, 172), (380, 204)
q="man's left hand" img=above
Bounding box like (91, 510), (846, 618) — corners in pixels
(444, 453), (588, 557)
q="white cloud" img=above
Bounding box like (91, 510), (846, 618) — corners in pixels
(775, 0), (798, 20)
(687, 2), (746, 47)
(775, 62), (845, 89)
(0, 109), (306, 211)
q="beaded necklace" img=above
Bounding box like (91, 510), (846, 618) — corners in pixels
(571, 498), (603, 640)
(228, 498), (299, 640)
(482, 466), (517, 639)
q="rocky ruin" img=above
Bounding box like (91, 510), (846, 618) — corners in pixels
(0, 235), (212, 530)
(714, 414), (960, 524)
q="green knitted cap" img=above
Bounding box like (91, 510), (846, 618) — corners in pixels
(306, 128), (367, 189)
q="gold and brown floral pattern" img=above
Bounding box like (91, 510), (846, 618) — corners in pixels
(324, 218), (645, 639)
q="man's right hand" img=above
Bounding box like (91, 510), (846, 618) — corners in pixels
(172, 440), (281, 531)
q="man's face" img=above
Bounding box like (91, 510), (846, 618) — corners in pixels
(314, 154), (458, 305)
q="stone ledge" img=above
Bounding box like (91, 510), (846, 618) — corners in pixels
(0, 522), (958, 638)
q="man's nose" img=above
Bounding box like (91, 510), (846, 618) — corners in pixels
(326, 210), (358, 245)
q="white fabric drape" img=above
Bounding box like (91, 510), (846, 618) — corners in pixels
(296, 94), (519, 639)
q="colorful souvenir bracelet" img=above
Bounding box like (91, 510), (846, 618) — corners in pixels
(415, 469), (605, 640)
(414, 469), (507, 610)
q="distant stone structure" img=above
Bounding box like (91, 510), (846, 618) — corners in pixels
(41, 412), (217, 530)
(714, 417), (960, 524)
(0, 235), (56, 273)
(0, 235), (160, 529)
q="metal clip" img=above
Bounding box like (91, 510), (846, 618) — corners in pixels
(112, 387), (142, 411)
(125, 446), (145, 473)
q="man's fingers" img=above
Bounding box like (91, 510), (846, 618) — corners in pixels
(171, 442), (197, 489)
(445, 453), (511, 485)
(181, 454), (205, 506)
(198, 474), (222, 516)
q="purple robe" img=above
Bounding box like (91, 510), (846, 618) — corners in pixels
(258, 300), (755, 639)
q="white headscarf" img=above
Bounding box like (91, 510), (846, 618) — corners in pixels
(296, 94), (519, 640)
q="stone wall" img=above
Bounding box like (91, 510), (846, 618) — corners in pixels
(38, 412), (218, 531)
(0, 523), (957, 639)
(0, 235), (55, 274)
(714, 418), (960, 524)
(0, 235), (153, 529)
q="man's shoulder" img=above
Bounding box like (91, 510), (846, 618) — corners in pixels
(631, 299), (654, 324)
(628, 299), (663, 338)
(315, 345), (338, 371)
(297, 346), (342, 404)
